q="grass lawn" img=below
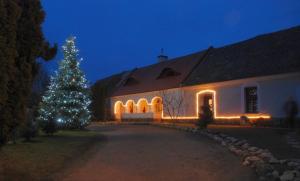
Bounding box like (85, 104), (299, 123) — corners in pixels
(208, 125), (300, 159)
(0, 130), (104, 181)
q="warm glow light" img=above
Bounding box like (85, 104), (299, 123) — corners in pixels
(125, 100), (135, 106)
(195, 90), (271, 120)
(137, 98), (149, 105)
(162, 116), (198, 120)
(151, 96), (162, 104)
(114, 101), (125, 114)
(137, 98), (149, 113)
(114, 89), (271, 120)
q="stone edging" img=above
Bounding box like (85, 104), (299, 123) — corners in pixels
(151, 123), (300, 181)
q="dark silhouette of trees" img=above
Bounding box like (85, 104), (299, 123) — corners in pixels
(21, 63), (50, 141)
(29, 63), (50, 109)
(0, 0), (21, 145)
(0, 0), (57, 145)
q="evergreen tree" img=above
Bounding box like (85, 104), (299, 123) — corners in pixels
(39, 37), (91, 130)
(0, 0), (57, 145)
(38, 76), (58, 135)
(11, 0), (57, 137)
(30, 63), (50, 109)
(0, 0), (21, 144)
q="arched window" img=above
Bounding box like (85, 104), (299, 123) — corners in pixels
(151, 97), (163, 113)
(137, 99), (148, 113)
(157, 68), (181, 79)
(114, 101), (124, 120)
(114, 101), (124, 115)
(126, 100), (135, 113)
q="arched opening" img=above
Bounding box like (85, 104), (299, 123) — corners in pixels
(197, 90), (215, 119)
(137, 99), (148, 113)
(125, 100), (135, 114)
(151, 97), (163, 113)
(151, 97), (163, 120)
(114, 101), (124, 120)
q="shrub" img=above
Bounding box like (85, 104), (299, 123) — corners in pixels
(196, 105), (213, 129)
(41, 118), (57, 136)
(240, 116), (250, 125)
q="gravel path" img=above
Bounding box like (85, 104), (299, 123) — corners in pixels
(63, 125), (256, 181)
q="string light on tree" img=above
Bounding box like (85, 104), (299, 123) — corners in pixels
(38, 36), (91, 130)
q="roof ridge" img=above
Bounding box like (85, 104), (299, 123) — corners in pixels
(131, 50), (209, 71)
(215, 25), (300, 50)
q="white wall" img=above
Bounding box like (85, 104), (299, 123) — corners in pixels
(122, 112), (153, 119)
(258, 74), (300, 118)
(110, 72), (300, 120)
(110, 91), (159, 119)
(184, 72), (300, 119)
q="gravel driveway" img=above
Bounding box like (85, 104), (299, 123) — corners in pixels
(63, 125), (256, 181)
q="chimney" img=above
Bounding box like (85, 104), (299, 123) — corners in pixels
(157, 48), (168, 62)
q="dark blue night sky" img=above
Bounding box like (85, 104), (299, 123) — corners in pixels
(41, 0), (300, 83)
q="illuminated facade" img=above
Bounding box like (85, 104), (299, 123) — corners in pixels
(95, 26), (300, 123)
(111, 72), (300, 122)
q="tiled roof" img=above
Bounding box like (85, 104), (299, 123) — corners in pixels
(111, 50), (209, 96)
(183, 26), (300, 86)
(95, 25), (300, 97)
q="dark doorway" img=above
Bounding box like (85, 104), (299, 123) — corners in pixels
(203, 94), (213, 112)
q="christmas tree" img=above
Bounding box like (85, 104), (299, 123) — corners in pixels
(38, 76), (58, 134)
(38, 37), (91, 130)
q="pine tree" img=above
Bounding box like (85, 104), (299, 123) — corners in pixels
(38, 76), (58, 135)
(39, 37), (91, 130)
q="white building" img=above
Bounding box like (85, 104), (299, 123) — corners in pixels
(102, 26), (300, 124)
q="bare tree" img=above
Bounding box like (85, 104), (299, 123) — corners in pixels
(159, 89), (184, 120)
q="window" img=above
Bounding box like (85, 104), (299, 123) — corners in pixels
(245, 87), (258, 113)
(138, 99), (148, 113)
(127, 101), (134, 113)
(157, 68), (181, 79)
(152, 98), (162, 113)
